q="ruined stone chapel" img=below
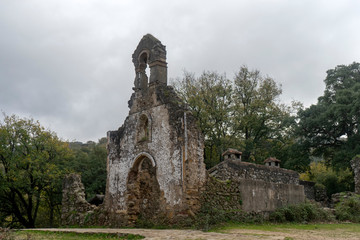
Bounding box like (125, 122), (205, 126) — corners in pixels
(104, 34), (207, 223)
(62, 34), (309, 226)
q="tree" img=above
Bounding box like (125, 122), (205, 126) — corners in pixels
(232, 66), (294, 163)
(0, 114), (72, 228)
(173, 67), (296, 168)
(67, 137), (107, 199)
(174, 71), (233, 167)
(296, 62), (360, 169)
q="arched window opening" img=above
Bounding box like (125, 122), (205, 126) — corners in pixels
(138, 114), (150, 142)
(139, 52), (150, 89)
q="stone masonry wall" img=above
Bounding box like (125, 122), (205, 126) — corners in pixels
(238, 178), (304, 212)
(299, 180), (316, 200)
(209, 160), (300, 184)
(201, 177), (242, 212)
(208, 160), (305, 212)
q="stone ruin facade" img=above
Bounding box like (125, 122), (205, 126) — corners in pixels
(61, 34), (311, 226)
(103, 34), (207, 224)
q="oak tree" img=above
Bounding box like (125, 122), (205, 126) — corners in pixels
(0, 114), (72, 228)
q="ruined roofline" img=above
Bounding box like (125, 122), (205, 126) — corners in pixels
(222, 148), (242, 156)
(264, 157), (281, 163)
(209, 159), (299, 175)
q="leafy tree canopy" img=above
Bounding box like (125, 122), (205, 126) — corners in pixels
(0, 114), (72, 228)
(173, 66), (297, 168)
(296, 62), (360, 169)
(67, 138), (107, 199)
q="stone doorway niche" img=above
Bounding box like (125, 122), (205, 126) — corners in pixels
(126, 154), (161, 223)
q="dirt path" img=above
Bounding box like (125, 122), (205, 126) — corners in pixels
(32, 227), (360, 240)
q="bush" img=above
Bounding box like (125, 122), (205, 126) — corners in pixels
(194, 203), (265, 230)
(334, 193), (360, 222)
(194, 203), (229, 231)
(300, 161), (354, 198)
(269, 202), (333, 223)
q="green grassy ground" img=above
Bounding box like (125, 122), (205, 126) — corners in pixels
(12, 231), (144, 240)
(213, 222), (360, 233)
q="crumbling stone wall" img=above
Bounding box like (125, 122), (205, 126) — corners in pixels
(351, 156), (360, 194)
(201, 177), (242, 212)
(61, 173), (96, 225)
(299, 180), (328, 205)
(299, 180), (316, 200)
(208, 160), (305, 212)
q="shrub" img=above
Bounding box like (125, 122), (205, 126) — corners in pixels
(194, 203), (229, 231)
(194, 202), (265, 230)
(269, 202), (333, 223)
(334, 193), (360, 222)
(300, 161), (354, 197)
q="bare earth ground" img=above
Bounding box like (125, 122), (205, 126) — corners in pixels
(31, 227), (360, 240)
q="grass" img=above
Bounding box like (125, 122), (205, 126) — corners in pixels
(213, 222), (360, 233)
(13, 230), (144, 240)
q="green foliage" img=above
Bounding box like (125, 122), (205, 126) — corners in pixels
(232, 66), (292, 164)
(0, 114), (73, 228)
(269, 202), (333, 223)
(214, 222), (360, 233)
(194, 203), (231, 231)
(300, 161), (354, 196)
(334, 193), (360, 222)
(194, 202), (264, 231)
(67, 138), (107, 199)
(174, 71), (233, 167)
(296, 62), (360, 170)
(173, 67), (297, 168)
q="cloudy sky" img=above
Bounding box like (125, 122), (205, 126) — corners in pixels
(1, 0), (359, 142)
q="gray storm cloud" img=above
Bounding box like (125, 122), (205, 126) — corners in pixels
(1, 0), (359, 141)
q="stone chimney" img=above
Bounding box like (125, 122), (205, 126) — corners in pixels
(222, 148), (242, 161)
(264, 157), (281, 168)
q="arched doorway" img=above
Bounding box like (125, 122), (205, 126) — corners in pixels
(126, 154), (161, 223)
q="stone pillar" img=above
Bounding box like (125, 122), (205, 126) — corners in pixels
(351, 156), (360, 194)
(61, 173), (95, 225)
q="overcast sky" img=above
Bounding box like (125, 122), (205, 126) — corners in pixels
(1, 0), (359, 142)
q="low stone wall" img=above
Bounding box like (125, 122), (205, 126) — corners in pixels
(207, 160), (305, 212)
(209, 160), (300, 185)
(299, 180), (316, 200)
(299, 180), (328, 205)
(239, 178), (304, 212)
